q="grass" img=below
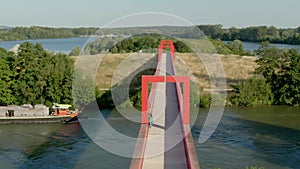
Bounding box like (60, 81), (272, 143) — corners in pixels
(73, 52), (258, 89)
(175, 53), (257, 88)
(96, 53), (130, 88)
(72, 53), (157, 89)
(221, 55), (258, 86)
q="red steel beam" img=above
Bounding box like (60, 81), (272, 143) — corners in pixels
(141, 76), (165, 124)
(142, 76), (190, 125)
(158, 40), (175, 62)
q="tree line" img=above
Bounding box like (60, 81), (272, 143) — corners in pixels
(198, 24), (300, 45)
(0, 26), (97, 41)
(72, 34), (251, 56)
(83, 34), (163, 55)
(69, 34), (254, 56)
(1, 25), (300, 45)
(0, 42), (74, 108)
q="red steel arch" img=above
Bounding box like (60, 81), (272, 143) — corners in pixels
(141, 75), (190, 125)
(158, 40), (175, 62)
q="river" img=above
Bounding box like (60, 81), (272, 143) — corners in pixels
(0, 38), (300, 54)
(0, 106), (299, 169)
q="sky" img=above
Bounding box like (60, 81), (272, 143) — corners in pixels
(0, 0), (299, 28)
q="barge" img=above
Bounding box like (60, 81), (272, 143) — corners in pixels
(0, 104), (78, 124)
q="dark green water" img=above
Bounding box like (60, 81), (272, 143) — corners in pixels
(0, 106), (299, 169)
(194, 106), (300, 169)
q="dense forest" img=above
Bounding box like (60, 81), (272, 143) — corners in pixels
(0, 42), (74, 107)
(1, 25), (299, 45)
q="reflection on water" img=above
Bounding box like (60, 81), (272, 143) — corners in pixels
(19, 123), (88, 169)
(0, 107), (299, 169)
(0, 109), (136, 169)
(193, 106), (300, 169)
(0, 123), (87, 169)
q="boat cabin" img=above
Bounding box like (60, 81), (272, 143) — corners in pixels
(52, 104), (72, 116)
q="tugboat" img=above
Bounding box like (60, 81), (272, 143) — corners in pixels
(52, 103), (78, 124)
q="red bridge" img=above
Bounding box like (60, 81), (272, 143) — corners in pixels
(130, 40), (200, 169)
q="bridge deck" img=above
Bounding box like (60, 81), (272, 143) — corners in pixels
(164, 53), (188, 169)
(142, 53), (167, 169)
(141, 53), (188, 169)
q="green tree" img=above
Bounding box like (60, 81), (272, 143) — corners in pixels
(197, 24), (223, 39)
(227, 40), (244, 55)
(211, 39), (232, 55)
(10, 42), (74, 107)
(0, 42), (74, 107)
(0, 58), (15, 105)
(275, 49), (300, 105)
(13, 42), (48, 105)
(230, 78), (273, 106)
(174, 41), (192, 53)
(228, 27), (239, 40)
(72, 71), (95, 109)
(256, 43), (300, 105)
(267, 26), (280, 41)
(69, 46), (82, 56)
(199, 94), (212, 108)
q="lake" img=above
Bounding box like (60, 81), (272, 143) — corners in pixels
(0, 38), (300, 54)
(226, 41), (300, 52)
(0, 37), (90, 54)
(0, 106), (299, 169)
